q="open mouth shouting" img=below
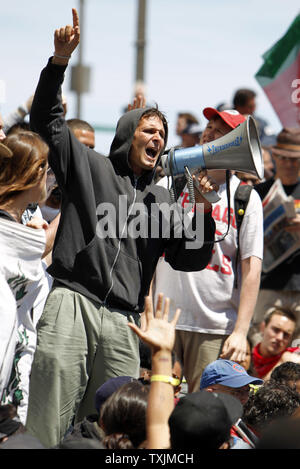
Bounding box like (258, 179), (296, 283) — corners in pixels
(145, 145), (159, 161)
(129, 114), (166, 175)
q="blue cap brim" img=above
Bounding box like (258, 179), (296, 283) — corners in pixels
(216, 374), (263, 388)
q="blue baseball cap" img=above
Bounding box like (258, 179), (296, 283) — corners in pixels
(200, 359), (263, 389)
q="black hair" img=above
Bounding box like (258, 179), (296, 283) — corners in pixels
(243, 381), (300, 433)
(270, 362), (300, 389)
(233, 88), (256, 108)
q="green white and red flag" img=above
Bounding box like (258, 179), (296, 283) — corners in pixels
(255, 14), (300, 127)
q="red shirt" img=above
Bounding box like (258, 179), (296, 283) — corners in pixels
(252, 343), (300, 378)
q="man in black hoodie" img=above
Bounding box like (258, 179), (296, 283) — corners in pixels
(26, 9), (216, 448)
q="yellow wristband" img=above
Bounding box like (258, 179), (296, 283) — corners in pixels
(150, 374), (180, 387)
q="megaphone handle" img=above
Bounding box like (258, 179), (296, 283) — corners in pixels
(184, 166), (195, 206)
(197, 190), (221, 204)
(193, 174), (221, 203)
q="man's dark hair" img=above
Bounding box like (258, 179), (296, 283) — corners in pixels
(264, 307), (297, 326)
(270, 362), (300, 389)
(66, 118), (95, 133)
(243, 381), (300, 433)
(141, 107), (168, 130)
(233, 89), (256, 108)
(177, 112), (199, 125)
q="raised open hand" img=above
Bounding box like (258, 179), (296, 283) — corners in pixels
(54, 8), (80, 58)
(128, 293), (181, 353)
(127, 94), (146, 112)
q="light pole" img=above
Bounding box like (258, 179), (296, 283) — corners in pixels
(71, 0), (91, 119)
(134, 0), (147, 95)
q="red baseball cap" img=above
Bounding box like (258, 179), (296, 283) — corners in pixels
(203, 107), (246, 129)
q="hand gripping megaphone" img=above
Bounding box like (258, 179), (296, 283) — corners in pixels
(160, 115), (263, 202)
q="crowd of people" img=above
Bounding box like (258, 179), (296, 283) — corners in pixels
(1, 8), (300, 452)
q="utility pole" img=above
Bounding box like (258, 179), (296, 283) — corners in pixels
(71, 0), (91, 118)
(77, 0), (84, 118)
(135, 0), (147, 95)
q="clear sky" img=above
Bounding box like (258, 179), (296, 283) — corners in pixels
(1, 0), (299, 154)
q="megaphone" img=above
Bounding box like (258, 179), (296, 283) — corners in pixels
(161, 115), (263, 180)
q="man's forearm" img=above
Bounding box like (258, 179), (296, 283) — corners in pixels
(234, 256), (262, 334)
(146, 349), (174, 449)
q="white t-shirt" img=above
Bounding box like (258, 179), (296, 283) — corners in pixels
(0, 218), (50, 423)
(153, 175), (263, 335)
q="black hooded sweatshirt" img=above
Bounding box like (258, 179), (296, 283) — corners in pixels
(30, 59), (215, 313)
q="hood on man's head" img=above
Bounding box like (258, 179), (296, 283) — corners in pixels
(108, 107), (168, 173)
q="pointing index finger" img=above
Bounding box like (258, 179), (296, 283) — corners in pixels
(72, 8), (80, 28)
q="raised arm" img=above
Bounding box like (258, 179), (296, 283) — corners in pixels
(128, 294), (181, 449)
(31, 7), (80, 131)
(30, 8), (80, 139)
(52, 8), (80, 66)
(30, 9), (84, 187)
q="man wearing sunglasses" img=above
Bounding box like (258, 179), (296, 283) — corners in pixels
(253, 128), (300, 343)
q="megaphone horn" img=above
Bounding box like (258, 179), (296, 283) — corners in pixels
(161, 115), (263, 180)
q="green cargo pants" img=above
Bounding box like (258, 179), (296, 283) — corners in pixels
(26, 285), (140, 448)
